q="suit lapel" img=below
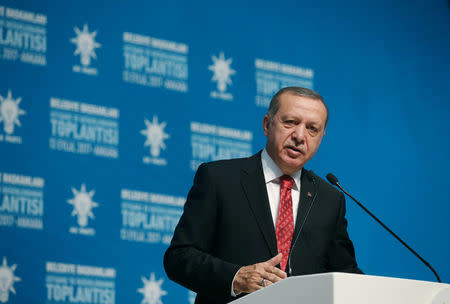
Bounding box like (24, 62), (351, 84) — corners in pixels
(293, 169), (316, 242)
(240, 153), (278, 256)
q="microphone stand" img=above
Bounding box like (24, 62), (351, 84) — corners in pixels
(328, 174), (441, 283)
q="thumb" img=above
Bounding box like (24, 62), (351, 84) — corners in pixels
(266, 253), (283, 266)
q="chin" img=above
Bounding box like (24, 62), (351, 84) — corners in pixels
(280, 161), (304, 173)
(281, 155), (303, 165)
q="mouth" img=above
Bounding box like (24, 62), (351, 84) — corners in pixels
(285, 145), (304, 155)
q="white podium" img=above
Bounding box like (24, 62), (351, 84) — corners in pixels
(233, 273), (450, 304)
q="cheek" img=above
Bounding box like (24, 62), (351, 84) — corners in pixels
(266, 131), (280, 149)
(309, 137), (322, 151)
(277, 133), (290, 148)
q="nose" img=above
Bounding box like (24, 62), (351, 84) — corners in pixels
(291, 124), (306, 144)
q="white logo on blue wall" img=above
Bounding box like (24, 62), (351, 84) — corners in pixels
(141, 116), (170, 166)
(209, 52), (235, 92)
(70, 24), (101, 67)
(209, 52), (236, 101)
(137, 273), (167, 304)
(0, 257), (21, 303)
(67, 184), (98, 227)
(0, 90), (25, 135)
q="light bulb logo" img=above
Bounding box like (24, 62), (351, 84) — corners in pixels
(67, 183), (99, 227)
(0, 257), (21, 303)
(137, 273), (167, 304)
(70, 24), (101, 67)
(0, 90), (26, 135)
(141, 116), (170, 157)
(209, 52), (236, 92)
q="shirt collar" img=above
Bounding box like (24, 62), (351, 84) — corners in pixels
(261, 149), (302, 190)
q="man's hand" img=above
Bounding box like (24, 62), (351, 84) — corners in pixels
(233, 253), (287, 294)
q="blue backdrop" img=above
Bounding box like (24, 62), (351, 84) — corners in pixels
(1, 0), (449, 303)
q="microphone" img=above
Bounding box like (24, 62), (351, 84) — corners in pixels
(287, 170), (318, 277)
(326, 173), (441, 283)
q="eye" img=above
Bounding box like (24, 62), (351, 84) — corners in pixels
(308, 126), (320, 135)
(283, 120), (297, 127)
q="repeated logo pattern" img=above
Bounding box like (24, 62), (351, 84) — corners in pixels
(0, 257), (21, 303)
(70, 24), (101, 67)
(137, 273), (167, 304)
(67, 183), (99, 227)
(0, 90), (25, 135)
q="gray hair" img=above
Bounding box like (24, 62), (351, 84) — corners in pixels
(267, 87), (329, 127)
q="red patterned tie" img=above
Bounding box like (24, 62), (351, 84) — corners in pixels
(276, 175), (295, 271)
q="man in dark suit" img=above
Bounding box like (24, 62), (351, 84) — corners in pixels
(164, 87), (362, 304)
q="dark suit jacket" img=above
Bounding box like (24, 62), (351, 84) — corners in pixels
(164, 152), (362, 304)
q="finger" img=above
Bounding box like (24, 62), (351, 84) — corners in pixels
(261, 271), (284, 283)
(264, 266), (287, 280)
(266, 253), (283, 267)
(245, 278), (263, 293)
(263, 264), (287, 279)
(234, 266), (267, 293)
(253, 284), (264, 292)
(255, 278), (268, 289)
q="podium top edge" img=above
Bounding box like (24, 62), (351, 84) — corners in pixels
(286, 272), (449, 286)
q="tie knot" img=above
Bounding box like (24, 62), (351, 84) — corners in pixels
(279, 175), (294, 189)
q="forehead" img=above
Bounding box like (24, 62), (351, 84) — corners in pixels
(277, 93), (327, 122)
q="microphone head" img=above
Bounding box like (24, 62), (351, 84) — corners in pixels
(326, 173), (339, 186)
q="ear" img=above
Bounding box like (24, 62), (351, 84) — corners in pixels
(263, 115), (270, 136)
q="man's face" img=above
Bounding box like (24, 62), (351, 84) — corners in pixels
(263, 92), (327, 174)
